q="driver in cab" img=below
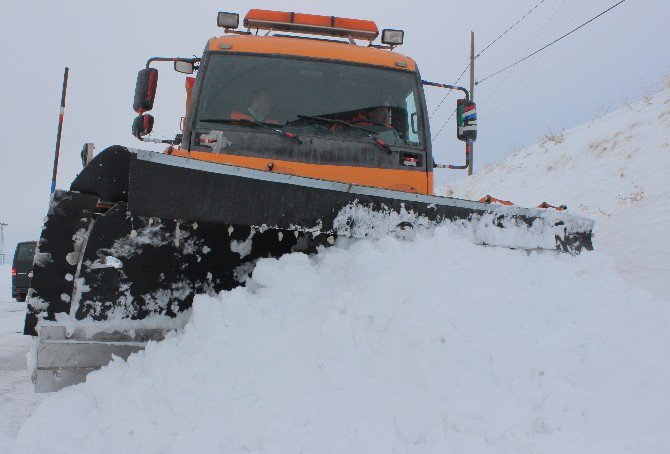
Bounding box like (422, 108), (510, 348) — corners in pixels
(231, 91), (279, 124)
(348, 106), (392, 129)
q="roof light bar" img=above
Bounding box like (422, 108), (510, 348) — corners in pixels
(381, 29), (404, 46)
(217, 12), (240, 29)
(243, 9), (379, 40)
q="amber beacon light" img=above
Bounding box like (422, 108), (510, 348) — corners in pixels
(242, 9), (379, 40)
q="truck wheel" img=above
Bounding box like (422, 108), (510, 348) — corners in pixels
(16, 293), (26, 302)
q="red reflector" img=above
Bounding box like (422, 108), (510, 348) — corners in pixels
(244, 9), (379, 40)
(95, 201), (114, 211)
(147, 70), (157, 103)
(12, 268), (17, 276)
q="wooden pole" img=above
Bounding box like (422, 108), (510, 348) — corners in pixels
(469, 32), (474, 176)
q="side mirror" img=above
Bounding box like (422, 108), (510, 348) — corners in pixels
(456, 99), (477, 142)
(133, 68), (158, 113)
(132, 114), (154, 139)
(174, 60), (195, 74)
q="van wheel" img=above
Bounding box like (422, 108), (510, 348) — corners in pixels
(16, 293), (26, 302)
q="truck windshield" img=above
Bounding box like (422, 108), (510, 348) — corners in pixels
(196, 53), (423, 148)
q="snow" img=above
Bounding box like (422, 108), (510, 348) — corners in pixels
(48, 310), (192, 340)
(11, 233), (670, 453)
(0, 265), (10, 300)
(332, 199), (594, 252)
(230, 231), (255, 259)
(0, 266), (45, 445)
(3, 88), (670, 452)
(439, 87), (670, 299)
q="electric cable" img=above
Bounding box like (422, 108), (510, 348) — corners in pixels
(429, 64), (469, 118)
(431, 106), (458, 141)
(430, 0), (550, 127)
(484, 0), (570, 115)
(476, 0), (547, 59)
(430, 0), (549, 119)
(476, 0), (627, 85)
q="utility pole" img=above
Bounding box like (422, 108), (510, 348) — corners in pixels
(469, 31), (475, 176)
(0, 222), (7, 265)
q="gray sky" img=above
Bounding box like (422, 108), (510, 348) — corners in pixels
(1, 0), (668, 255)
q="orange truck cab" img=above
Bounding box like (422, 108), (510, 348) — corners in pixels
(132, 9), (477, 196)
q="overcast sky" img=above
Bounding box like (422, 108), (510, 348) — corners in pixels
(1, 0), (668, 256)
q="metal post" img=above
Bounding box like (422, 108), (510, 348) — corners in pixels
(468, 31), (475, 176)
(51, 67), (69, 194)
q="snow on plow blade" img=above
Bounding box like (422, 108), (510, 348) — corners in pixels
(24, 146), (593, 391)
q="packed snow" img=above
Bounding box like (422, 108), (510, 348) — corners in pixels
(2, 88), (670, 452)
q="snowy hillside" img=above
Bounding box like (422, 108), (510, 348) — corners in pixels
(6, 89), (670, 453)
(439, 87), (670, 299)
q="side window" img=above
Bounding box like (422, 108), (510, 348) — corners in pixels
(405, 92), (420, 145)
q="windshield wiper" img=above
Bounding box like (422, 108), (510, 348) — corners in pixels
(295, 115), (393, 153)
(199, 118), (303, 144)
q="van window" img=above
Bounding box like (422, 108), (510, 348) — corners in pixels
(16, 243), (36, 261)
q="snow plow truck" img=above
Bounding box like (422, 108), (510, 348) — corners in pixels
(24, 9), (594, 391)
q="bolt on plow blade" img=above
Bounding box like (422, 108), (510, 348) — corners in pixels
(24, 146), (594, 390)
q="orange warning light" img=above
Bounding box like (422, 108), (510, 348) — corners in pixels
(244, 9), (379, 41)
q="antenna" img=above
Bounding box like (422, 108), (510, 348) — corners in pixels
(0, 222), (7, 265)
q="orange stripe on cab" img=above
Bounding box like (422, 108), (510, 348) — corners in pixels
(170, 149), (430, 194)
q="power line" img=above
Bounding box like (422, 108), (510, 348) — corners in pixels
(430, 0), (548, 119)
(430, 0), (549, 131)
(476, 0), (547, 59)
(483, 0), (569, 114)
(477, 0), (628, 85)
(431, 106), (458, 141)
(429, 64), (469, 118)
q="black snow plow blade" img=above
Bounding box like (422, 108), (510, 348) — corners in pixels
(25, 146), (594, 337)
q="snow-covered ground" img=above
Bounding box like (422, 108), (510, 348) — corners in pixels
(3, 88), (670, 453)
(439, 87), (670, 300)
(10, 235), (670, 453)
(0, 265), (45, 446)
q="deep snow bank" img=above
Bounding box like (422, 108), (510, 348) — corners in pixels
(15, 228), (670, 453)
(440, 87), (670, 298)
